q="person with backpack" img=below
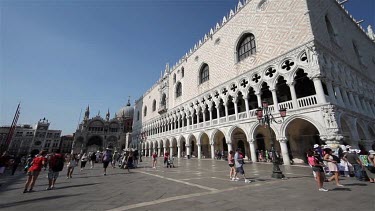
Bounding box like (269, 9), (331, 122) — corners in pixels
(102, 148), (112, 176)
(46, 150), (64, 190)
(233, 148), (251, 183)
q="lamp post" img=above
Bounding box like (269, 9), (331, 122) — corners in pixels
(256, 101), (287, 179)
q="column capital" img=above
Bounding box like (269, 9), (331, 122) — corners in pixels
(277, 138), (288, 143)
(248, 139), (255, 143)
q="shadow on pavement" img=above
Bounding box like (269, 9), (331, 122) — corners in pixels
(56, 183), (99, 190)
(0, 193), (82, 209)
(343, 183), (368, 186)
(330, 187), (351, 191)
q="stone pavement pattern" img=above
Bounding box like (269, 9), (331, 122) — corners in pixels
(0, 158), (374, 211)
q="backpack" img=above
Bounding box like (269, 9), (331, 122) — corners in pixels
(52, 155), (64, 172)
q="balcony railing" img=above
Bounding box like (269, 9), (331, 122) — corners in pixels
(297, 95), (317, 108)
(228, 114), (236, 121)
(238, 112), (247, 119)
(279, 101), (293, 110)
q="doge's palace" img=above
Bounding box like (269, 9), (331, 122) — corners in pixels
(132, 0), (375, 164)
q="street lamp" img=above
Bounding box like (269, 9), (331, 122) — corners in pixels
(256, 101), (287, 179)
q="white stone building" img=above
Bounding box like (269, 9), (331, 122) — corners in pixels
(73, 101), (134, 153)
(132, 0), (375, 164)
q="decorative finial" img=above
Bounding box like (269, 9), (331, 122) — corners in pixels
(127, 96), (131, 106)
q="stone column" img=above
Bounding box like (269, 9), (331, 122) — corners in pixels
(244, 96), (250, 115)
(216, 104), (220, 119)
(170, 147), (174, 158)
(271, 89), (279, 112)
(209, 105), (213, 124)
(288, 82), (298, 109)
(202, 109), (206, 123)
(186, 145), (191, 158)
(227, 142), (233, 153)
(197, 144), (202, 159)
(187, 116), (191, 127)
(177, 146), (181, 158)
(256, 92), (262, 107)
(233, 97), (238, 118)
(249, 139), (257, 162)
(341, 88), (350, 107)
(325, 80), (337, 104)
(224, 104), (229, 121)
(312, 77), (327, 104)
(149, 147), (152, 157)
(196, 110), (200, 125)
(211, 143), (215, 159)
(278, 138), (290, 166)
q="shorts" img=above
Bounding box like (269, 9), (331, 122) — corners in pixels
(103, 161), (110, 168)
(48, 171), (59, 180)
(229, 164), (234, 167)
(311, 166), (324, 172)
(236, 166), (245, 175)
(27, 170), (40, 177)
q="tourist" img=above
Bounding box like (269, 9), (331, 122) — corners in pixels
(125, 151), (133, 173)
(66, 154), (78, 178)
(152, 151), (157, 169)
(228, 150), (236, 181)
(164, 150), (170, 167)
(23, 150), (47, 193)
(323, 148), (343, 187)
(344, 149), (363, 181)
(90, 152), (96, 168)
(102, 148), (112, 176)
(307, 149), (328, 191)
(233, 148), (251, 183)
(47, 150), (64, 190)
(359, 150), (375, 183)
(80, 153), (88, 171)
(0, 151), (11, 176)
(112, 151), (119, 168)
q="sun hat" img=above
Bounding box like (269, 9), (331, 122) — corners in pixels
(369, 150), (375, 155)
(313, 144), (319, 148)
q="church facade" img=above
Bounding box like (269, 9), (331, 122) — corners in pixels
(73, 101), (134, 153)
(132, 0), (375, 164)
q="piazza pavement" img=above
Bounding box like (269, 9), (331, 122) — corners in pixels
(0, 158), (374, 211)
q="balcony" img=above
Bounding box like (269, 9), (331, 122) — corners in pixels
(158, 105), (167, 114)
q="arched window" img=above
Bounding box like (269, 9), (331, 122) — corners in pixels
(137, 111), (140, 121)
(152, 100), (156, 111)
(143, 106), (147, 117)
(199, 64), (209, 84)
(237, 33), (256, 62)
(181, 67), (184, 78)
(325, 15), (338, 45)
(175, 82), (182, 98)
(173, 73), (176, 84)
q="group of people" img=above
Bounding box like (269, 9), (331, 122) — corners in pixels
(228, 148), (251, 183)
(307, 144), (375, 192)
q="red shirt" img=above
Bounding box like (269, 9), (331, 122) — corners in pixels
(164, 152), (169, 159)
(29, 156), (46, 172)
(49, 153), (62, 169)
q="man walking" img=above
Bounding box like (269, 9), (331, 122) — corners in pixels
(233, 148), (251, 183)
(47, 150), (64, 190)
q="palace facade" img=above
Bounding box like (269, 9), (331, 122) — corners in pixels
(132, 0), (375, 164)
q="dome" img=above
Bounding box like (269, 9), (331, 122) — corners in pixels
(117, 100), (134, 119)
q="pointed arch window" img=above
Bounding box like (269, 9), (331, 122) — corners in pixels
(199, 64), (209, 84)
(137, 111), (140, 121)
(152, 100), (156, 112)
(143, 106), (147, 117)
(175, 82), (182, 98)
(325, 15), (339, 45)
(237, 33), (256, 62)
(181, 67), (184, 78)
(173, 73), (176, 84)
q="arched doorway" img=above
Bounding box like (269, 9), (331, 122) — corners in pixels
(231, 127), (250, 160)
(171, 138), (178, 157)
(189, 136), (197, 158)
(254, 125), (278, 162)
(180, 137), (186, 157)
(87, 136), (103, 153)
(212, 130), (227, 157)
(285, 118), (321, 163)
(200, 133), (210, 158)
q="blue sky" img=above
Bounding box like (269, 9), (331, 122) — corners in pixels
(1, 0), (374, 135)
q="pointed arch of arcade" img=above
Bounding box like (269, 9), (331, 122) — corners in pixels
(228, 126), (250, 160)
(250, 122), (279, 161)
(337, 113), (355, 146)
(211, 129), (228, 158)
(170, 137), (178, 157)
(198, 131), (211, 158)
(282, 116), (324, 164)
(187, 133), (197, 158)
(178, 135), (187, 158)
(354, 119), (368, 152)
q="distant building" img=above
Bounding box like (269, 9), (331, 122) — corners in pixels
(0, 118), (62, 156)
(60, 135), (74, 154)
(73, 100), (134, 153)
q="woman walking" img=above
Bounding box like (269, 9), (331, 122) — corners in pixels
(152, 151), (157, 169)
(80, 153), (88, 171)
(323, 148), (343, 187)
(228, 150), (236, 181)
(23, 150), (47, 193)
(102, 149), (112, 176)
(90, 152), (96, 169)
(307, 150), (328, 191)
(67, 154), (78, 178)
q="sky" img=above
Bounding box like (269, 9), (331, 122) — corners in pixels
(1, 0), (374, 135)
